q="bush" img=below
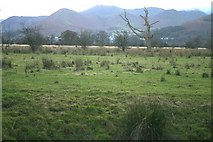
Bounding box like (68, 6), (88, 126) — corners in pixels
(42, 57), (58, 70)
(1, 57), (12, 69)
(118, 101), (167, 140)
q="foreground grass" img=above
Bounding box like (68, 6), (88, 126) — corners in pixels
(2, 52), (211, 140)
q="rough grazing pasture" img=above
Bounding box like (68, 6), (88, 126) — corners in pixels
(1, 47), (212, 140)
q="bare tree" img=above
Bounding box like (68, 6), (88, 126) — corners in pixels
(114, 31), (129, 51)
(120, 7), (159, 51)
(95, 30), (109, 47)
(60, 30), (79, 46)
(21, 26), (44, 52)
(78, 30), (93, 49)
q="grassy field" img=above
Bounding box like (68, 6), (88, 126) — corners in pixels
(2, 48), (212, 140)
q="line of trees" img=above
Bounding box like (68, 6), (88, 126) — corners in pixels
(1, 7), (158, 52)
(5, 26), (209, 53)
(59, 30), (146, 51)
(2, 7), (210, 52)
(2, 27), (147, 52)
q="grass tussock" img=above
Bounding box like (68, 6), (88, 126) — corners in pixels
(25, 60), (40, 75)
(100, 60), (110, 70)
(42, 57), (59, 70)
(74, 58), (84, 71)
(1, 56), (13, 69)
(117, 100), (167, 140)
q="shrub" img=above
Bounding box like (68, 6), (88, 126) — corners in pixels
(1, 57), (12, 69)
(119, 101), (167, 140)
(42, 57), (58, 70)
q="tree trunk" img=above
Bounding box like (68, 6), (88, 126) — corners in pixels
(146, 38), (151, 51)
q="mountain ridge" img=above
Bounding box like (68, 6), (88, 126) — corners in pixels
(1, 5), (208, 36)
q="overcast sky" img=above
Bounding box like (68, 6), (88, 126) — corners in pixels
(0, 0), (212, 19)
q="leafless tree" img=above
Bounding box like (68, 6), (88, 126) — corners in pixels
(79, 30), (93, 49)
(120, 7), (159, 50)
(21, 26), (44, 52)
(95, 30), (109, 47)
(114, 31), (129, 51)
(60, 30), (79, 46)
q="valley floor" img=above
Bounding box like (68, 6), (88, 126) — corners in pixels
(1, 51), (211, 140)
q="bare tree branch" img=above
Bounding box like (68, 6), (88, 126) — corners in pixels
(120, 7), (159, 50)
(150, 21), (159, 27)
(120, 10), (145, 38)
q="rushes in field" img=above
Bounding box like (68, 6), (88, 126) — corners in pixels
(25, 60), (40, 75)
(118, 100), (167, 140)
(100, 60), (110, 70)
(74, 58), (85, 71)
(175, 69), (180, 76)
(1, 56), (13, 69)
(42, 57), (59, 70)
(202, 72), (209, 78)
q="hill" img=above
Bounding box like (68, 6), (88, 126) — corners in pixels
(1, 5), (208, 37)
(153, 9), (207, 28)
(153, 14), (211, 46)
(2, 16), (47, 32)
(39, 8), (102, 35)
(81, 5), (123, 18)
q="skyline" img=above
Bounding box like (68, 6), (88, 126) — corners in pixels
(0, 0), (212, 19)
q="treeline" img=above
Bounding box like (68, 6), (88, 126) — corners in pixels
(2, 28), (145, 47)
(153, 26), (211, 49)
(2, 26), (210, 53)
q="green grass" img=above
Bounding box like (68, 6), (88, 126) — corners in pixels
(2, 52), (211, 140)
